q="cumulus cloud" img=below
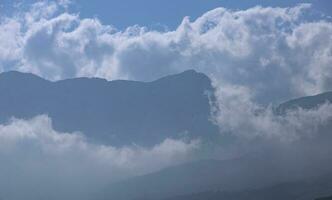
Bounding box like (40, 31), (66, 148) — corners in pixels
(0, 2), (331, 104)
(0, 115), (198, 200)
(1, 1), (332, 197)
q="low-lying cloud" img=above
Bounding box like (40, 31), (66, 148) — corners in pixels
(1, 1), (332, 199)
(0, 115), (199, 200)
(1, 105), (332, 199)
(208, 96), (332, 189)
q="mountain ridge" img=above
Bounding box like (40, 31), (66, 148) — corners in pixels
(0, 69), (218, 146)
(277, 91), (332, 113)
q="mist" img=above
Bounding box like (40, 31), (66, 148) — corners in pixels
(0, 0), (332, 199)
(0, 115), (198, 200)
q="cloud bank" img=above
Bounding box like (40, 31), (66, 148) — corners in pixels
(1, 1), (332, 199)
(1, 106), (331, 199)
(0, 115), (198, 200)
(0, 2), (331, 104)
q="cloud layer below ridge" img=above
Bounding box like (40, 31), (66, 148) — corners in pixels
(0, 115), (198, 199)
(1, 1), (332, 199)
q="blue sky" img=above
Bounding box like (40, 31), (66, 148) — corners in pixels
(0, 0), (332, 103)
(0, 1), (332, 199)
(1, 0), (331, 29)
(74, 0), (332, 29)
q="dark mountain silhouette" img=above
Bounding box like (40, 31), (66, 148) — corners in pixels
(277, 91), (332, 113)
(0, 70), (218, 146)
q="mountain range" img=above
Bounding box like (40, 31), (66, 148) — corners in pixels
(0, 70), (218, 146)
(1, 70), (332, 200)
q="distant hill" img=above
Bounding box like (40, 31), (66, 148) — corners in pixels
(277, 92), (332, 113)
(98, 157), (303, 200)
(0, 70), (218, 146)
(100, 157), (332, 200)
(165, 178), (332, 200)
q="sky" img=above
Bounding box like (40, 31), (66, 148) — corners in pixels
(0, 1), (332, 199)
(0, 0), (332, 29)
(75, 0), (332, 29)
(0, 0), (332, 103)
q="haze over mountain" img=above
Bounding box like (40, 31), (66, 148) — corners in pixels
(1, 69), (332, 200)
(277, 91), (332, 113)
(165, 176), (332, 200)
(97, 92), (332, 200)
(1, 1), (332, 200)
(0, 70), (218, 146)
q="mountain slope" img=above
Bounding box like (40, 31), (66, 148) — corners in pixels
(165, 176), (332, 200)
(100, 91), (332, 200)
(101, 157), (332, 200)
(99, 157), (300, 200)
(0, 70), (218, 146)
(277, 91), (332, 113)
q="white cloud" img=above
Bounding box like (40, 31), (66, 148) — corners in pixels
(1, 2), (332, 197)
(0, 115), (198, 200)
(208, 99), (332, 189)
(0, 2), (331, 104)
(214, 94), (332, 142)
(0, 18), (22, 69)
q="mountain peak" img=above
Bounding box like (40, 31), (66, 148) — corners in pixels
(0, 71), (50, 87)
(181, 69), (198, 74)
(277, 91), (332, 113)
(0, 69), (206, 84)
(153, 69), (211, 87)
(0, 70), (43, 79)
